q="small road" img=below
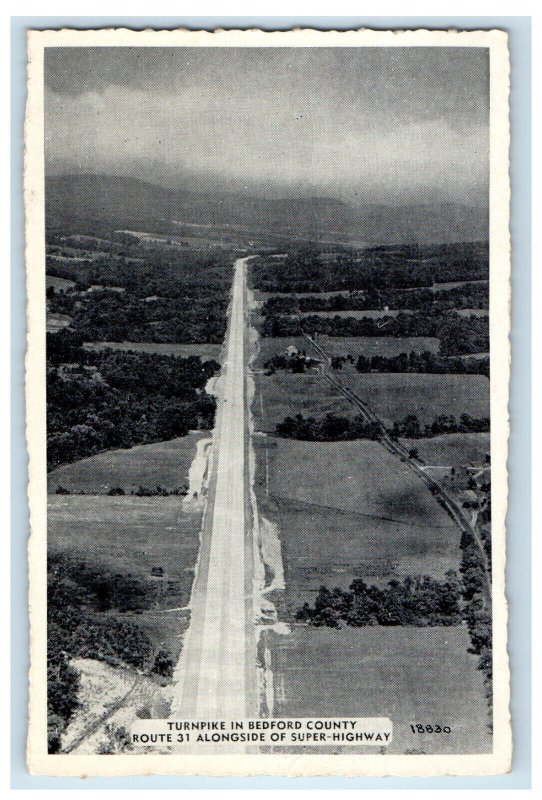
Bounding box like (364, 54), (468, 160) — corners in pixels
(303, 333), (492, 606)
(171, 257), (258, 725)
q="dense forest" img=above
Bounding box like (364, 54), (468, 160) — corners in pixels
(46, 234), (232, 343)
(275, 412), (489, 442)
(47, 331), (219, 469)
(251, 242), (488, 294)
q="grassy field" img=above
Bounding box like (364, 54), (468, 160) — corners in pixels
(455, 308), (489, 318)
(254, 336), (440, 370)
(48, 432), (207, 494)
(401, 433), (490, 467)
(83, 341), (223, 361)
(253, 374), (352, 432)
(265, 626), (491, 754)
(48, 494), (201, 588)
(299, 309), (408, 319)
(46, 312), (72, 333)
(253, 372), (489, 431)
(46, 274), (76, 292)
(345, 373), (489, 426)
(255, 437), (459, 614)
(48, 493), (201, 660)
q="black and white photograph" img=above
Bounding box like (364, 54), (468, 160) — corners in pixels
(24, 27), (511, 777)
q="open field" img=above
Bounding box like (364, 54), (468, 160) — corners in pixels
(265, 626), (491, 754)
(344, 373), (490, 426)
(455, 308), (489, 318)
(255, 437), (459, 612)
(401, 432), (490, 468)
(300, 309), (408, 319)
(254, 335), (440, 369)
(253, 374), (352, 431)
(313, 335), (441, 357)
(48, 494), (201, 609)
(83, 341), (222, 361)
(46, 312), (72, 333)
(253, 372), (489, 431)
(46, 274), (76, 292)
(432, 279), (489, 291)
(48, 432), (207, 494)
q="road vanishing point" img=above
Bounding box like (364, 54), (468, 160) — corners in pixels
(171, 257), (259, 725)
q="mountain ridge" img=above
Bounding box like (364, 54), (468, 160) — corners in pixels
(46, 173), (488, 245)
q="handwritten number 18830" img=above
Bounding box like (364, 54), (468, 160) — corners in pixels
(410, 724), (451, 734)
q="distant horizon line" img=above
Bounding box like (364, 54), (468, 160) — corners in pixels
(45, 171), (489, 211)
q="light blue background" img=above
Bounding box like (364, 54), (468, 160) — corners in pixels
(11, 15), (531, 790)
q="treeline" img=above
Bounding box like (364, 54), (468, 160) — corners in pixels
(261, 312), (489, 357)
(276, 413), (382, 441)
(47, 331), (219, 469)
(252, 242), (488, 294)
(390, 413), (490, 439)
(296, 573), (462, 627)
(460, 523), (492, 721)
(355, 351), (489, 377)
(275, 412), (489, 442)
(262, 281), (488, 316)
(47, 553), (177, 753)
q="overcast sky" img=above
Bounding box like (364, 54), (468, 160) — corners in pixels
(44, 46), (489, 207)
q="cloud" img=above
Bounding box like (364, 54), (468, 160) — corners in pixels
(45, 47), (489, 206)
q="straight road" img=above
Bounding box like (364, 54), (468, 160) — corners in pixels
(171, 257), (258, 724)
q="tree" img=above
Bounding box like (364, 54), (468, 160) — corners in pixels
(152, 649), (175, 679)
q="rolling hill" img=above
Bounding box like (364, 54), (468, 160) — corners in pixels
(46, 174), (488, 245)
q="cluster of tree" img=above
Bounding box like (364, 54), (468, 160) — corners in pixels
(260, 310), (489, 357)
(459, 528), (492, 721)
(46, 233), (232, 343)
(275, 412), (489, 442)
(390, 413), (490, 440)
(47, 334), (219, 469)
(296, 573), (462, 628)
(261, 281), (488, 316)
(355, 350), (489, 377)
(48, 288), (228, 344)
(55, 484), (188, 496)
(252, 242), (488, 294)
(263, 353), (320, 374)
(276, 413), (382, 441)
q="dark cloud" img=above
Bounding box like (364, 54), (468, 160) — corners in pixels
(45, 46), (489, 206)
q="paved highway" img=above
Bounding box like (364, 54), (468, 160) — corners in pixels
(171, 257), (258, 725)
